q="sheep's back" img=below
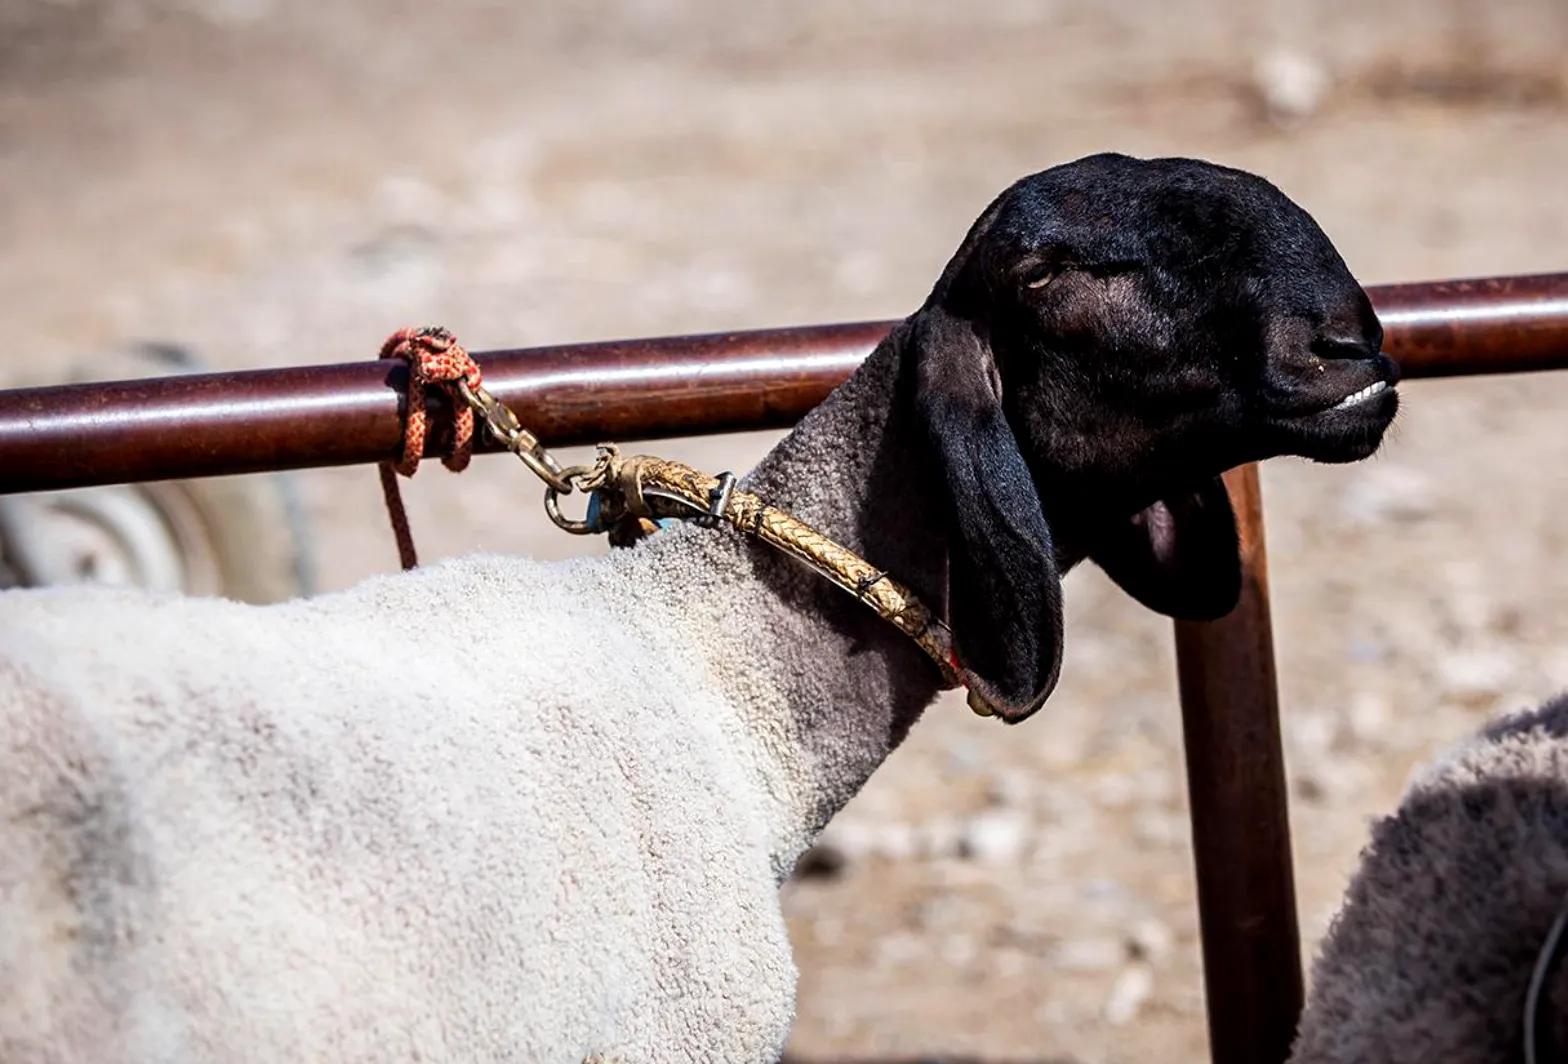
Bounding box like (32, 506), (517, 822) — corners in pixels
(0, 556), (794, 1062)
(1292, 694), (1568, 1064)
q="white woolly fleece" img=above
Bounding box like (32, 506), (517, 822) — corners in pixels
(0, 549), (817, 1062)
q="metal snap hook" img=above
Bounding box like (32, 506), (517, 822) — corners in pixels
(544, 485), (605, 535)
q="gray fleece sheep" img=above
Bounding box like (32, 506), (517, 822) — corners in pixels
(0, 153), (1398, 1063)
(1291, 692), (1568, 1064)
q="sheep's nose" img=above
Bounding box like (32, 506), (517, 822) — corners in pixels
(1310, 334), (1382, 362)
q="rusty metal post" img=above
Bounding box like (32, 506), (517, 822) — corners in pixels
(1175, 463), (1300, 1064)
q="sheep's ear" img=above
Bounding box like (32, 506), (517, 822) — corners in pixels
(911, 306), (1064, 724)
(1088, 478), (1241, 620)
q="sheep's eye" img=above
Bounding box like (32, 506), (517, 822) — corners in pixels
(1022, 267), (1058, 290)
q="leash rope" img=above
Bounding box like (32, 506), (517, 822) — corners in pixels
(376, 327), (991, 715)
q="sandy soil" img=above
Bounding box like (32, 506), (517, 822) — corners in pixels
(4, 1), (1568, 1059)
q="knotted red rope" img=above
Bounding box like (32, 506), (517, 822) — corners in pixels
(376, 326), (483, 570)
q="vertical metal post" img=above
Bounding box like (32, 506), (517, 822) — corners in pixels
(1175, 463), (1302, 1064)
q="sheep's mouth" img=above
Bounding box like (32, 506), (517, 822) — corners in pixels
(1267, 353), (1400, 422)
(1324, 379), (1391, 411)
(1290, 374), (1399, 425)
(1266, 356), (1399, 462)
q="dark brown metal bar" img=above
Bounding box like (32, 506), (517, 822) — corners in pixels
(1372, 272), (1568, 378)
(0, 323), (885, 494)
(1, 273), (1566, 494)
(1175, 464), (1300, 1064)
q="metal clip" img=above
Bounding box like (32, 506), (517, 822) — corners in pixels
(516, 441), (573, 494)
(454, 379), (574, 494)
(543, 462), (613, 534)
(545, 486), (603, 535)
(695, 471), (736, 529)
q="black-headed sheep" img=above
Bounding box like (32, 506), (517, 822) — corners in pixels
(0, 153), (1397, 1062)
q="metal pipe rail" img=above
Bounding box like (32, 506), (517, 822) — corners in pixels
(1, 273), (1566, 495)
(2, 271), (1567, 1064)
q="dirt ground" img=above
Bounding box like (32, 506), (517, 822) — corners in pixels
(4, 1), (1568, 1059)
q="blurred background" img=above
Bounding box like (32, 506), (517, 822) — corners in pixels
(3, 1), (1567, 1059)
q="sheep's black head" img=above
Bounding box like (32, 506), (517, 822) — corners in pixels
(911, 153), (1397, 721)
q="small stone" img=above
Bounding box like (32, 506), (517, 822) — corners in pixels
(1092, 772), (1139, 809)
(792, 841), (847, 880)
(868, 822), (920, 862)
(1294, 758), (1369, 804)
(1126, 917), (1175, 963)
(1287, 709), (1336, 755)
(1104, 965), (1155, 1025)
(1339, 465), (1438, 526)
(1251, 49), (1331, 123)
(1052, 936), (1125, 972)
(1437, 647), (1520, 705)
(1346, 691), (1393, 748)
(986, 769), (1033, 809)
(1133, 813), (1185, 849)
(959, 809), (1031, 865)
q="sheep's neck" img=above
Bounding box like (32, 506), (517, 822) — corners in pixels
(642, 326), (951, 877)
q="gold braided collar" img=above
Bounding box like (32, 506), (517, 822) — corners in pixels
(566, 447), (996, 717)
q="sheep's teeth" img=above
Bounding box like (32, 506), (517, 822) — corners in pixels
(1330, 380), (1388, 411)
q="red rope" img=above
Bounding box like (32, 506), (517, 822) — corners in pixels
(377, 326), (484, 569)
(379, 326), (483, 477)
